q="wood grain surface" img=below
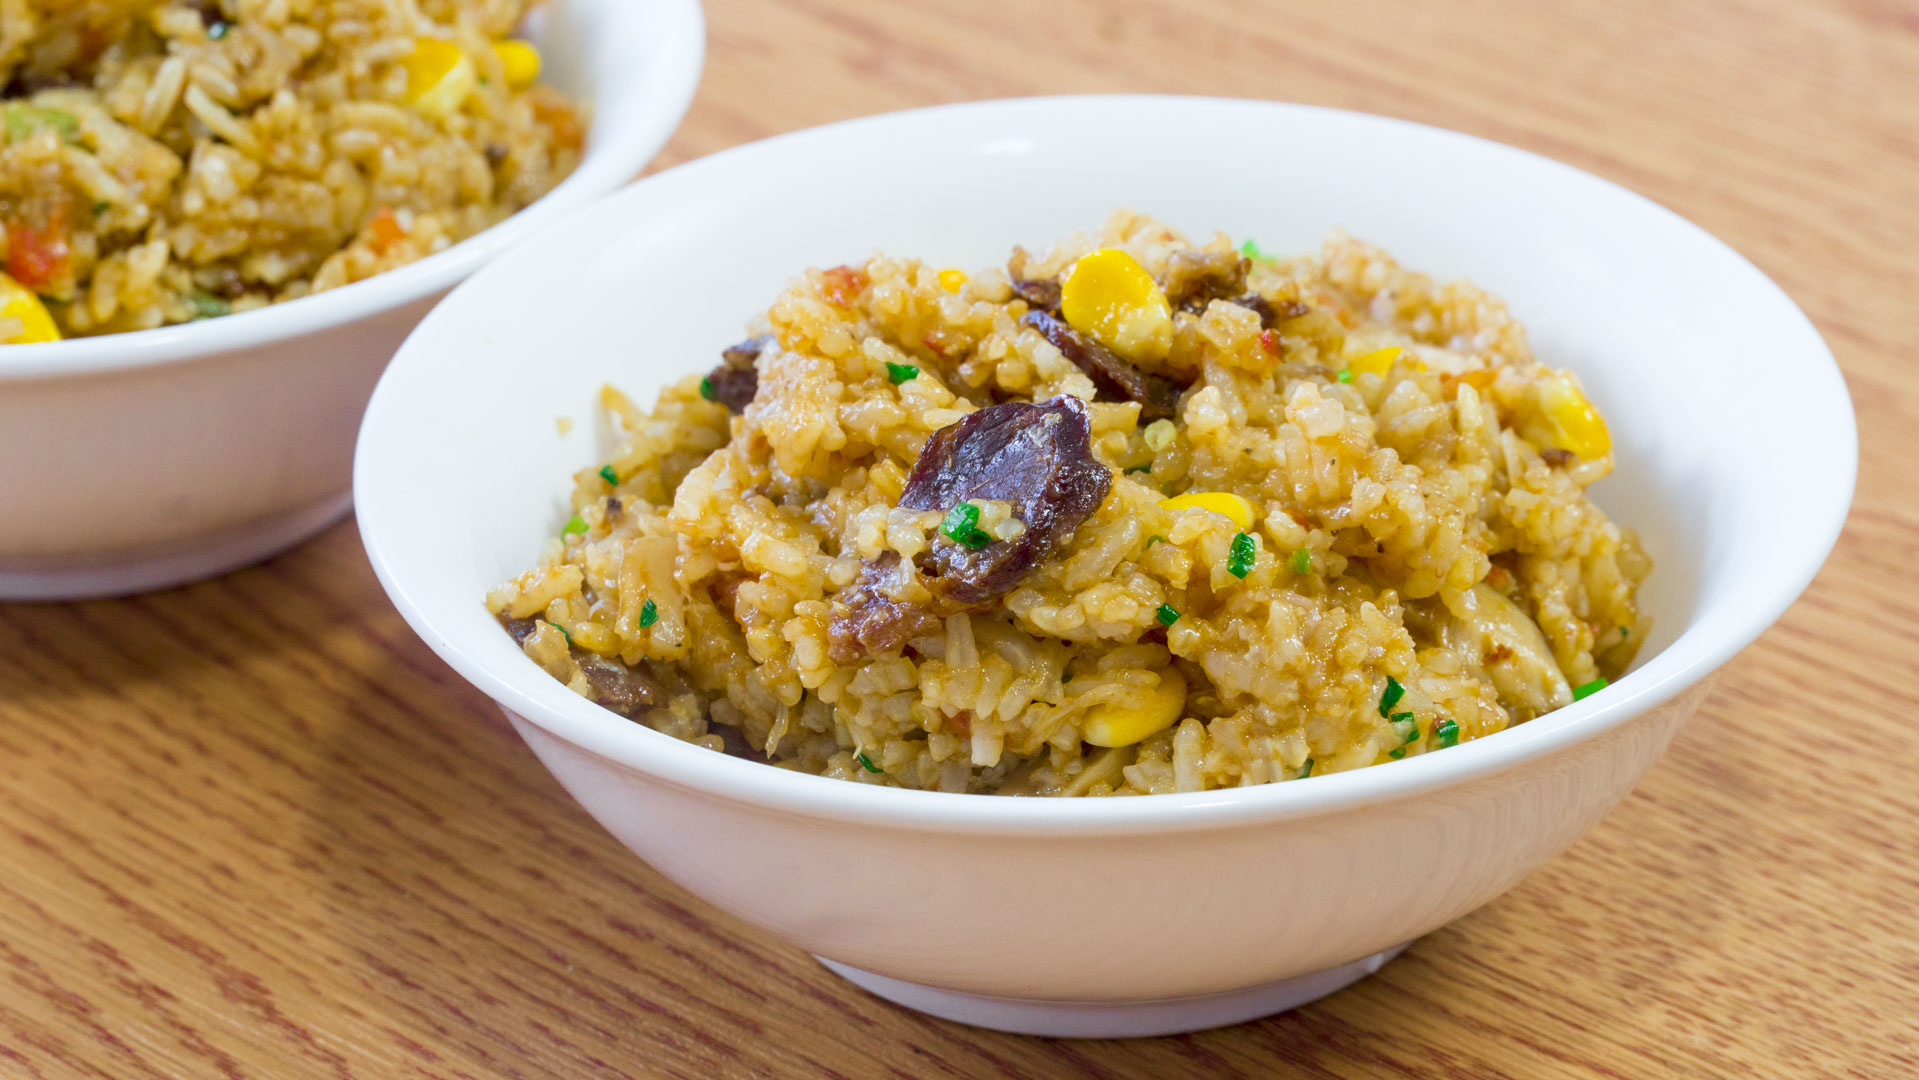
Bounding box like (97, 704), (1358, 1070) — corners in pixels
(3, 0), (1915, 1076)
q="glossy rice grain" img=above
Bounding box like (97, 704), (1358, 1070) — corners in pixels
(488, 212), (1651, 796)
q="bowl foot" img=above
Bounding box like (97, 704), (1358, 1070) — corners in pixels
(817, 942), (1410, 1038)
(0, 491), (352, 602)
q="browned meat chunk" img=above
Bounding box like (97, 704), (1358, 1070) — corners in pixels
(827, 397), (1113, 662)
(826, 553), (944, 663)
(1233, 293), (1310, 328)
(703, 334), (769, 413)
(1161, 250), (1249, 313)
(1010, 277), (1062, 314)
(1022, 310), (1185, 421)
(500, 616), (664, 716)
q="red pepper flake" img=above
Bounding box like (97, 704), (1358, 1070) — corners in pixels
(367, 207), (405, 255)
(819, 265), (868, 308)
(7, 207), (69, 290)
(1258, 328), (1281, 355)
(921, 332), (947, 357)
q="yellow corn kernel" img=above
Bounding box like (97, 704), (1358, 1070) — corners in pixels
(404, 38), (478, 119)
(936, 268), (967, 293)
(1523, 373), (1612, 460)
(1348, 345), (1401, 377)
(0, 272), (59, 344)
(1060, 247), (1172, 363)
(492, 39), (541, 90)
(1159, 491), (1256, 532)
(1082, 667), (1189, 748)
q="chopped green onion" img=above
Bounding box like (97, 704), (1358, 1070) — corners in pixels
(208, 20), (229, 38)
(546, 621), (572, 645)
(1124, 463), (1152, 475)
(855, 751), (882, 774)
(1619, 626), (1630, 638)
(598, 464), (619, 486)
(886, 361), (919, 384)
(561, 513), (587, 537)
(638, 598), (658, 629)
(1391, 712), (1418, 744)
(1227, 532), (1256, 578)
(477, 75), (491, 87)
(1388, 747), (1406, 759)
(699, 376), (715, 401)
(1155, 603), (1180, 626)
(1434, 718), (1460, 748)
(1239, 238), (1267, 260)
(1336, 369), (1353, 384)
(1299, 758), (1314, 779)
(186, 293), (230, 321)
(91, 200), (110, 218)
(1378, 675), (1405, 718)
(1146, 535), (1166, 547)
(1573, 677), (1608, 701)
(3, 104), (80, 145)
(1289, 548), (1311, 575)
(941, 501), (991, 549)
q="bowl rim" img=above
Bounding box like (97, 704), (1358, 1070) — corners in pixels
(358, 93), (1857, 837)
(0, 0), (705, 381)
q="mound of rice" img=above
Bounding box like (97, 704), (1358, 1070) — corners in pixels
(488, 212), (1651, 796)
(0, 0), (582, 339)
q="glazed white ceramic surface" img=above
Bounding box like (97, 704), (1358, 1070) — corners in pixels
(0, 0), (704, 600)
(355, 97), (1855, 1035)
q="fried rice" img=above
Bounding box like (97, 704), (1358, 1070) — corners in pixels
(0, 0), (583, 341)
(488, 212), (1651, 796)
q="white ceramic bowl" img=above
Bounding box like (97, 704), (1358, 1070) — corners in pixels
(0, 0), (703, 601)
(355, 97), (1855, 1037)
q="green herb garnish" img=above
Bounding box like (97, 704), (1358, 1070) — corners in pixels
(3, 104), (80, 145)
(598, 464), (619, 486)
(940, 501), (992, 550)
(1391, 712), (1418, 744)
(1388, 747), (1406, 759)
(1227, 532), (1256, 578)
(91, 201), (110, 218)
(561, 513), (587, 537)
(1289, 548), (1311, 575)
(886, 361), (919, 384)
(546, 621), (572, 645)
(1336, 369), (1353, 383)
(638, 598), (658, 628)
(1239, 238), (1267, 261)
(855, 751), (882, 774)
(1299, 758), (1314, 779)
(1155, 603), (1180, 626)
(1378, 675), (1405, 718)
(185, 293), (230, 321)
(699, 376), (715, 401)
(1146, 535), (1166, 547)
(1573, 677), (1608, 701)
(1124, 463), (1152, 475)
(1620, 626), (1630, 638)
(1434, 718), (1460, 748)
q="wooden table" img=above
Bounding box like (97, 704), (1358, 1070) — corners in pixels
(4, 1), (1914, 1075)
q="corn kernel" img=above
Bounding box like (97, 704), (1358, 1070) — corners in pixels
(1082, 667), (1188, 748)
(1159, 491), (1256, 532)
(0, 272), (59, 344)
(404, 38), (478, 119)
(1523, 373), (1612, 460)
(492, 39), (541, 89)
(1061, 248), (1172, 363)
(1348, 345), (1401, 377)
(936, 268), (967, 293)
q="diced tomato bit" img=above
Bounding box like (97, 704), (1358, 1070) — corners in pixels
(367, 208), (405, 255)
(820, 265), (869, 308)
(6, 208), (69, 290)
(1258, 328), (1280, 354)
(946, 710), (972, 737)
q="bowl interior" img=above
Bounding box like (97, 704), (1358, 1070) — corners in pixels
(357, 97), (1853, 820)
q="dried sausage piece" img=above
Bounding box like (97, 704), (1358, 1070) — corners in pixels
(899, 395), (1112, 606)
(825, 553), (944, 664)
(827, 396), (1114, 661)
(1010, 277), (1062, 314)
(1022, 310), (1185, 421)
(1161, 250), (1249, 313)
(500, 616), (664, 716)
(1232, 293), (1310, 328)
(703, 334), (769, 413)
